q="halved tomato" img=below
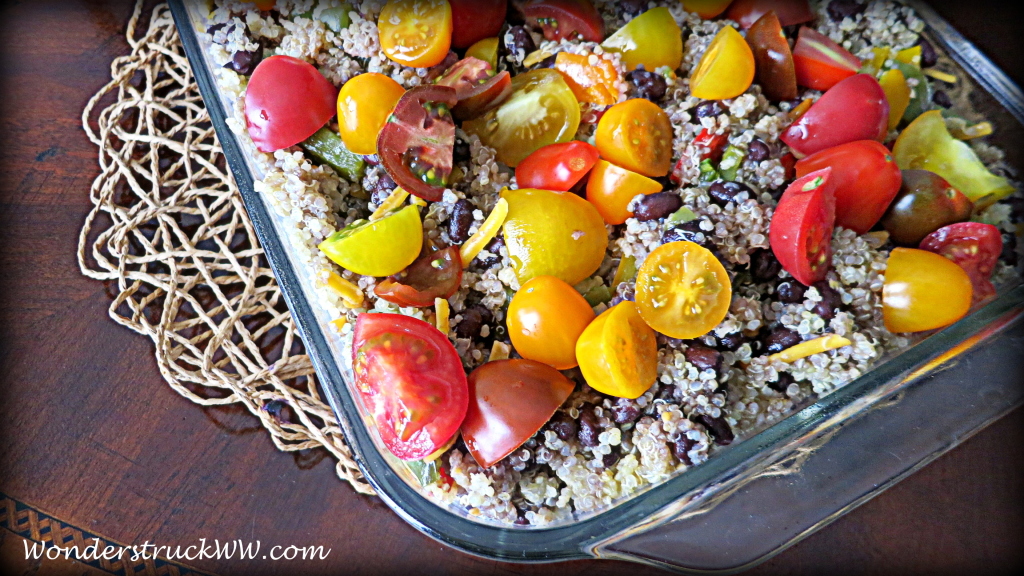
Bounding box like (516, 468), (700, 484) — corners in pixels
(449, 0), (506, 49)
(683, 0), (735, 19)
(595, 98), (674, 178)
(586, 159), (662, 224)
(244, 55), (338, 152)
(781, 74), (888, 158)
(882, 248), (973, 333)
(746, 11), (797, 101)
(600, 7), (683, 72)
(379, 0), (453, 68)
(352, 313), (468, 460)
(377, 85), (457, 202)
(519, 0), (605, 42)
(515, 140), (600, 191)
(433, 57), (512, 120)
(919, 222), (1003, 304)
(554, 51), (621, 106)
(792, 26), (861, 91)
(576, 301), (658, 399)
(374, 246), (463, 308)
(724, 0), (814, 29)
(635, 241), (732, 340)
(769, 168), (837, 286)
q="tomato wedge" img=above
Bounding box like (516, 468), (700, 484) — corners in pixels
(434, 57), (513, 120)
(792, 26), (862, 91)
(919, 222), (1003, 304)
(515, 140), (599, 191)
(519, 0), (605, 42)
(725, 0), (814, 29)
(244, 56), (338, 152)
(781, 74), (888, 158)
(377, 85), (457, 202)
(449, 0), (506, 49)
(596, 98), (674, 178)
(769, 168), (837, 286)
(374, 246), (463, 308)
(746, 11), (797, 102)
(352, 313), (468, 461)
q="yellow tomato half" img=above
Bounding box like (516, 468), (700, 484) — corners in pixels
(576, 301), (658, 399)
(683, 0), (734, 19)
(601, 7), (683, 72)
(466, 36), (499, 69)
(585, 159), (663, 224)
(690, 25), (755, 100)
(507, 276), (595, 370)
(337, 73), (406, 155)
(379, 0), (453, 68)
(882, 247), (972, 333)
(635, 241), (731, 339)
(595, 98), (674, 178)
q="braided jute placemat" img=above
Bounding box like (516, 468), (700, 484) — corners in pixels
(77, 1), (374, 496)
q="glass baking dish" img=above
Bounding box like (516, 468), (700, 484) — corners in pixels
(169, 0), (1024, 571)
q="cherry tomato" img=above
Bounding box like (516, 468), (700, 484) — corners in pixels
(919, 222), (1002, 304)
(377, 85), (457, 202)
(690, 26), (755, 101)
(463, 69), (580, 167)
(520, 0), (605, 43)
(745, 11), (797, 102)
(792, 26), (861, 91)
(244, 56), (338, 153)
(595, 98), (674, 178)
(879, 68), (911, 131)
(769, 168), (837, 286)
(374, 246), (463, 307)
(781, 74), (888, 158)
(553, 51), (622, 106)
(379, 0), (453, 68)
(724, 0), (814, 29)
(576, 301), (658, 399)
(879, 169), (974, 246)
(507, 276), (596, 370)
(319, 205), (424, 277)
(448, 0), (505, 49)
(795, 140), (901, 234)
(882, 248), (973, 333)
(586, 159), (663, 224)
(433, 57), (512, 120)
(516, 140), (599, 191)
(352, 313), (468, 460)
(466, 37), (499, 69)
(600, 7), (683, 72)
(461, 359), (575, 468)
(683, 0), (735, 19)
(337, 73), (405, 155)
(635, 241), (732, 339)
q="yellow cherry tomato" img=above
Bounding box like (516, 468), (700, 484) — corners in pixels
(576, 301), (658, 399)
(879, 68), (910, 131)
(601, 7), (683, 72)
(379, 0), (453, 68)
(318, 205), (423, 277)
(507, 276), (595, 370)
(882, 247), (972, 333)
(501, 188), (609, 286)
(635, 241), (731, 339)
(683, 0), (734, 18)
(595, 98), (674, 178)
(554, 51), (622, 106)
(466, 36), (499, 69)
(586, 159), (663, 224)
(337, 73), (405, 155)
(690, 25), (755, 100)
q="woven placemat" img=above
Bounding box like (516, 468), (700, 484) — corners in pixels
(77, 1), (374, 496)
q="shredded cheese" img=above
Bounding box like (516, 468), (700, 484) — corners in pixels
(769, 334), (852, 363)
(424, 433), (458, 462)
(460, 197), (509, 268)
(329, 317), (348, 332)
(923, 68), (957, 84)
(488, 340), (511, 362)
(523, 48), (554, 68)
(434, 297), (450, 334)
(895, 45), (922, 67)
(369, 187), (410, 221)
(792, 97), (814, 120)
(326, 271), (364, 308)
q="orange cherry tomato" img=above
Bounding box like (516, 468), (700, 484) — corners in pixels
(635, 241), (732, 339)
(379, 0), (453, 68)
(586, 159), (663, 224)
(882, 247), (973, 333)
(689, 25), (755, 100)
(576, 301), (658, 399)
(337, 73), (406, 155)
(507, 275), (596, 370)
(595, 98), (673, 178)
(683, 0), (735, 19)
(554, 51), (621, 106)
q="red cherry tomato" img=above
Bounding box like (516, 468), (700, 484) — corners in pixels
(449, 0), (506, 49)
(795, 140), (902, 234)
(746, 11), (797, 102)
(781, 74), (889, 158)
(352, 313), (468, 460)
(433, 57), (513, 120)
(725, 0), (814, 29)
(919, 222), (1003, 304)
(461, 359), (575, 468)
(520, 0), (605, 42)
(792, 26), (862, 91)
(377, 85), (457, 202)
(374, 246), (464, 308)
(515, 141), (600, 191)
(769, 167), (837, 286)
(244, 55), (338, 152)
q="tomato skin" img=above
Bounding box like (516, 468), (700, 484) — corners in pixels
(600, 7), (683, 72)
(919, 222), (1002, 304)
(792, 26), (861, 91)
(882, 248), (973, 333)
(379, 0), (453, 68)
(595, 98), (674, 178)
(374, 246), (463, 307)
(507, 275), (596, 370)
(576, 301), (658, 399)
(244, 56), (338, 153)
(745, 11), (797, 101)
(466, 37), (500, 69)
(352, 313), (468, 461)
(795, 140), (901, 234)
(781, 74), (889, 158)
(377, 85), (457, 202)
(319, 205), (423, 277)
(337, 73), (405, 155)
(449, 0), (505, 49)
(520, 0), (605, 43)
(461, 359), (575, 468)
(769, 168), (837, 286)
(516, 141), (600, 192)
(689, 25), (756, 101)
(586, 159), (663, 225)
(683, 0), (735, 19)
(725, 0), (814, 29)
(879, 169), (974, 246)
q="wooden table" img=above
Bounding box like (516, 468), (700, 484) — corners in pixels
(1, 2), (1021, 574)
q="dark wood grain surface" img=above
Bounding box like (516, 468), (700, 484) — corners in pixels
(1, 2), (1021, 575)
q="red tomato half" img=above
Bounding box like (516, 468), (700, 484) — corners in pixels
(781, 74), (889, 158)
(792, 26), (862, 91)
(795, 140), (902, 234)
(746, 11), (797, 101)
(377, 85), (457, 202)
(374, 246), (463, 307)
(520, 0), (605, 42)
(449, 0), (506, 49)
(725, 0), (814, 29)
(244, 55), (337, 152)
(434, 57), (513, 120)
(461, 359), (575, 468)
(770, 167), (837, 286)
(515, 141), (600, 191)
(352, 313), (469, 460)
(919, 222), (1003, 304)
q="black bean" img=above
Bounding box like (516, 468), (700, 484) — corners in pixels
(764, 327), (802, 354)
(1001, 233), (1018, 267)
(602, 452), (621, 469)
(827, 0), (866, 22)
(548, 413), (577, 441)
(634, 192), (679, 222)
(473, 235), (504, 269)
(620, 0), (649, 16)
(917, 36), (938, 68)
(749, 249), (782, 282)
(577, 404), (601, 447)
(455, 305), (492, 339)
(362, 154), (381, 166)
(694, 100), (723, 118)
(611, 400), (641, 425)
(776, 280), (806, 304)
(453, 137), (471, 163)
(708, 180), (752, 206)
(534, 54), (557, 69)
(716, 332), (746, 352)
(504, 26), (536, 61)
(656, 383), (677, 401)
(932, 89), (952, 109)
(812, 282), (842, 320)
(626, 69), (668, 102)
(748, 139), (770, 163)
(767, 372), (795, 394)
(448, 199), (474, 244)
(685, 344), (723, 373)
(514, 515), (530, 526)
(672, 436), (695, 465)
(662, 220), (706, 246)
(695, 413), (734, 446)
(207, 22), (229, 36)
(224, 44), (263, 76)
